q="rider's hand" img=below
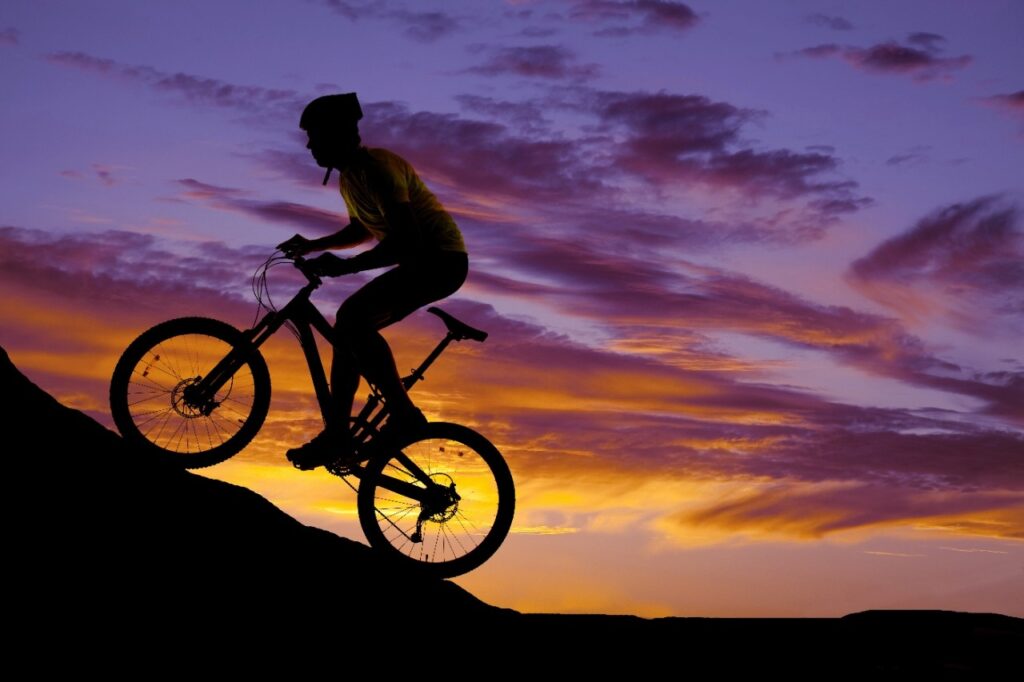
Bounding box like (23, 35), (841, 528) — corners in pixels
(277, 234), (312, 257)
(307, 253), (354, 277)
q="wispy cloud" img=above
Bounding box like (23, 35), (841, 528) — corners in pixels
(864, 551), (925, 557)
(674, 481), (1023, 539)
(46, 51), (303, 122)
(390, 8), (463, 42)
(885, 146), (931, 167)
(59, 164), (121, 186)
(980, 90), (1024, 136)
(46, 50), (869, 238)
(581, 89), (867, 211)
(981, 90), (1024, 117)
(467, 44), (599, 81)
(848, 195), (1024, 335)
(568, 0), (700, 36)
(4, 224), (1022, 541)
(0, 26), (19, 45)
(317, 1), (464, 42)
(784, 33), (972, 82)
(39, 53), (1020, 425)
(0, 225), (262, 307)
(805, 13), (853, 31)
(939, 546), (1009, 554)
(175, 178), (348, 234)
(461, 225), (1023, 421)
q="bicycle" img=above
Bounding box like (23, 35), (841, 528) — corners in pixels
(109, 252), (515, 578)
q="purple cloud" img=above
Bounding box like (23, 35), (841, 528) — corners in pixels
(462, 225), (1023, 421)
(787, 35), (972, 82)
(176, 179), (348, 234)
(46, 52), (302, 122)
(58, 164), (122, 186)
(586, 89), (865, 207)
(848, 195), (1024, 334)
(792, 44), (842, 59)
(427, 300), (1024, 522)
(983, 90), (1024, 115)
(805, 13), (853, 31)
(4, 225), (1022, 538)
(906, 32), (946, 52)
(981, 91), (1024, 132)
(391, 9), (462, 42)
(46, 48), (593, 204)
(361, 100), (605, 204)
(455, 95), (550, 133)
(0, 226), (261, 323)
(319, 0), (361, 20)
(0, 27), (19, 45)
(467, 45), (599, 81)
(678, 481), (1023, 538)
(568, 0), (700, 36)
(47, 50), (869, 230)
(42, 53), (598, 207)
(318, 1), (462, 42)
(885, 147), (931, 167)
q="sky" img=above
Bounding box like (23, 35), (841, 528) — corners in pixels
(1, 0), (1022, 617)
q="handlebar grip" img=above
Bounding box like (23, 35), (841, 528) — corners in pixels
(291, 255), (322, 286)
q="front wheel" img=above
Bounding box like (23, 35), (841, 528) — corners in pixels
(357, 422), (515, 578)
(109, 317), (271, 468)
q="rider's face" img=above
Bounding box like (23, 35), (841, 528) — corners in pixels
(305, 124), (360, 169)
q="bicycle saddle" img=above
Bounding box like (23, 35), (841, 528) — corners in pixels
(427, 307), (488, 342)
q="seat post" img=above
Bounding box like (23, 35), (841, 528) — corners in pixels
(403, 333), (456, 390)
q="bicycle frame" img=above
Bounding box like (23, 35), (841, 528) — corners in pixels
(188, 256), (474, 496)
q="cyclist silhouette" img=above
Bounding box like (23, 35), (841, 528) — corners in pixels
(277, 93), (468, 470)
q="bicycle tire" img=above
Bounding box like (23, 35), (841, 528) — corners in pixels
(357, 422), (515, 578)
(109, 317), (271, 468)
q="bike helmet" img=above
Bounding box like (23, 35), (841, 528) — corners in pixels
(300, 92), (363, 130)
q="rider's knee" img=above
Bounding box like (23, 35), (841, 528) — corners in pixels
(336, 299), (365, 328)
(337, 299), (392, 335)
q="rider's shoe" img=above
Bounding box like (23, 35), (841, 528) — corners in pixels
(286, 429), (355, 470)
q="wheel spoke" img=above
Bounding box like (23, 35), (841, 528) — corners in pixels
(111, 320), (270, 466)
(454, 512), (481, 547)
(358, 426), (513, 576)
(126, 392), (169, 408)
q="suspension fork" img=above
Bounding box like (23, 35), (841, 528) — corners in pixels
(184, 304), (300, 412)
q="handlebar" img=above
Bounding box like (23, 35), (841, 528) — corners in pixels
(290, 254), (323, 288)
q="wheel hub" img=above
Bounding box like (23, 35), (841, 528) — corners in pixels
(171, 377), (205, 418)
(422, 474), (460, 523)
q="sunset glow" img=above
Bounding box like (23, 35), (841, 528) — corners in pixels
(2, 1), (1021, 617)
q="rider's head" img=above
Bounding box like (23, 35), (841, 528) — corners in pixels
(301, 93), (363, 170)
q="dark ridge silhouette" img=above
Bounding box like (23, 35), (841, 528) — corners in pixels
(4, 345), (1020, 671)
(4, 345), (501, 631)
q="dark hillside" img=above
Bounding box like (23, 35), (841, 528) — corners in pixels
(4, 346), (1018, 673)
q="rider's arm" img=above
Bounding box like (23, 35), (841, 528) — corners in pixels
(277, 221), (371, 257)
(379, 200), (424, 257)
(308, 220), (372, 251)
(343, 201), (423, 272)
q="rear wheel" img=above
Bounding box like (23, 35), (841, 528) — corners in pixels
(109, 317), (271, 468)
(357, 422), (514, 578)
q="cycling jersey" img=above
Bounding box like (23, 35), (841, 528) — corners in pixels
(340, 148), (467, 254)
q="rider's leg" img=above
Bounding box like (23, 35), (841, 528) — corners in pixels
(288, 254), (468, 467)
(338, 322), (418, 418)
(333, 254), (468, 423)
(328, 343), (360, 430)
(334, 294), (419, 424)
